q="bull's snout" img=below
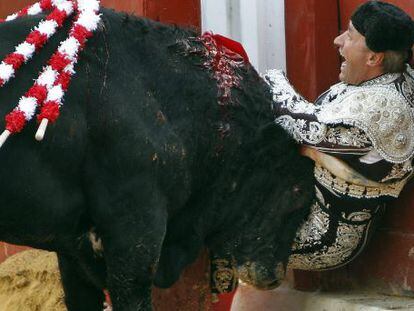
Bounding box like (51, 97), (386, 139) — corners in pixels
(237, 261), (285, 290)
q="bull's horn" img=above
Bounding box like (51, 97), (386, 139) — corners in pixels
(301, 146), (383, 187)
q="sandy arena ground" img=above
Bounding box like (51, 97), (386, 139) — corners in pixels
(0, 249), (212, 311)
(0, 250), (66, 311)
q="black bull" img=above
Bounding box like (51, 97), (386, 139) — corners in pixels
(0, 9), (314, 311)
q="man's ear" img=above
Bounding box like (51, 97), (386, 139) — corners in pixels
(367, 51), (385, 67)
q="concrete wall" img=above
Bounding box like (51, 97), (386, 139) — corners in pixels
(201, 0), (286, 73)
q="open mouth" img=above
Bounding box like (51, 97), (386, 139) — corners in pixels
(339, 51), (346, 70)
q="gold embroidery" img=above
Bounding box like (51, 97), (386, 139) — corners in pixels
(348, 184), (365, 197)
(381, 161), (413, 182)
(211, 258), (238, 294)
(288, 199), (372, 270)
(288, 219), (368, 271)
(315, 164), (409, 199)
(343, 210), (372, 222)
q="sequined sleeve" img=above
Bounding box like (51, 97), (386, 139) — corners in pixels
(263, 69), (372, 150)
(263, 69), (318, 116)
(263, 69), (325, 144)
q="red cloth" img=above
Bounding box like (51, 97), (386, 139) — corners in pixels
(211, 34), (250, 64)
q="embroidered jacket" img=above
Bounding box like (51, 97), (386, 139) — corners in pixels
(263, 67), (414, 271)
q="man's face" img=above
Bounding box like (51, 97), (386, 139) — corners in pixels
(334, 22), (372, 85)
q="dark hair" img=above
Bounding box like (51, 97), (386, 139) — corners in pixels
(383, 50), (411, 73)
(351, 1), (414, 53)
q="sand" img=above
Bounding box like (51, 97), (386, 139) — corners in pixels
(0, 249), (213, 311)
(0, 249), (66, 311)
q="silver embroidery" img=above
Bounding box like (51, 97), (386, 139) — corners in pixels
(324, 82), (347, 102)
(317, 86), (414, 163)
(325, 126), (371, 148)
(321, 73), (401, 107)
(401, 78), (414, 105)
(264, 69), (316, 114)
(275, 115), (371, 148)
(406, 64), (414, 78)
(360, 72), (401, 87)
(275, 115), (327, 144)
(265, 70), (387, 150)
(291, 200), (329, 250)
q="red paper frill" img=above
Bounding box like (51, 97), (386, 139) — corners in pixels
(25, 84), (48, 103)
(56, 71), (72, 91)
(26, 31), (48, 50)
(40, 0), (53, 10)
(38, 101), (60, 123)
(5, 110), (26, 133)
(71, 24), (93, 48)
(49, 52), (71, 71)
(4, 53), (25, 70)
(18, 7), (29, 17)
(46, 8), (68, 27)
(211, 34), (250, 64)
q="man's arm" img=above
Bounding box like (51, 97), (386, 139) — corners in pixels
(264, 69), (371, 152)
(263, 69), (328, 145)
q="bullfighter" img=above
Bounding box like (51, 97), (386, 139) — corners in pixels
(262, 0), (414, 273)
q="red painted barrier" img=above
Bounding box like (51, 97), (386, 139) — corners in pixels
(285, 0), (340, 101)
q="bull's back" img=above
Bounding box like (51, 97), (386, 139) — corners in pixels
(80, 10), (237, 215)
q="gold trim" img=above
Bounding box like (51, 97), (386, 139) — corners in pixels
(211, 258), (238, 294)
(314, 164), (409, 199)
(301, 146), (383, 187)
(301, 146), (411, 198)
